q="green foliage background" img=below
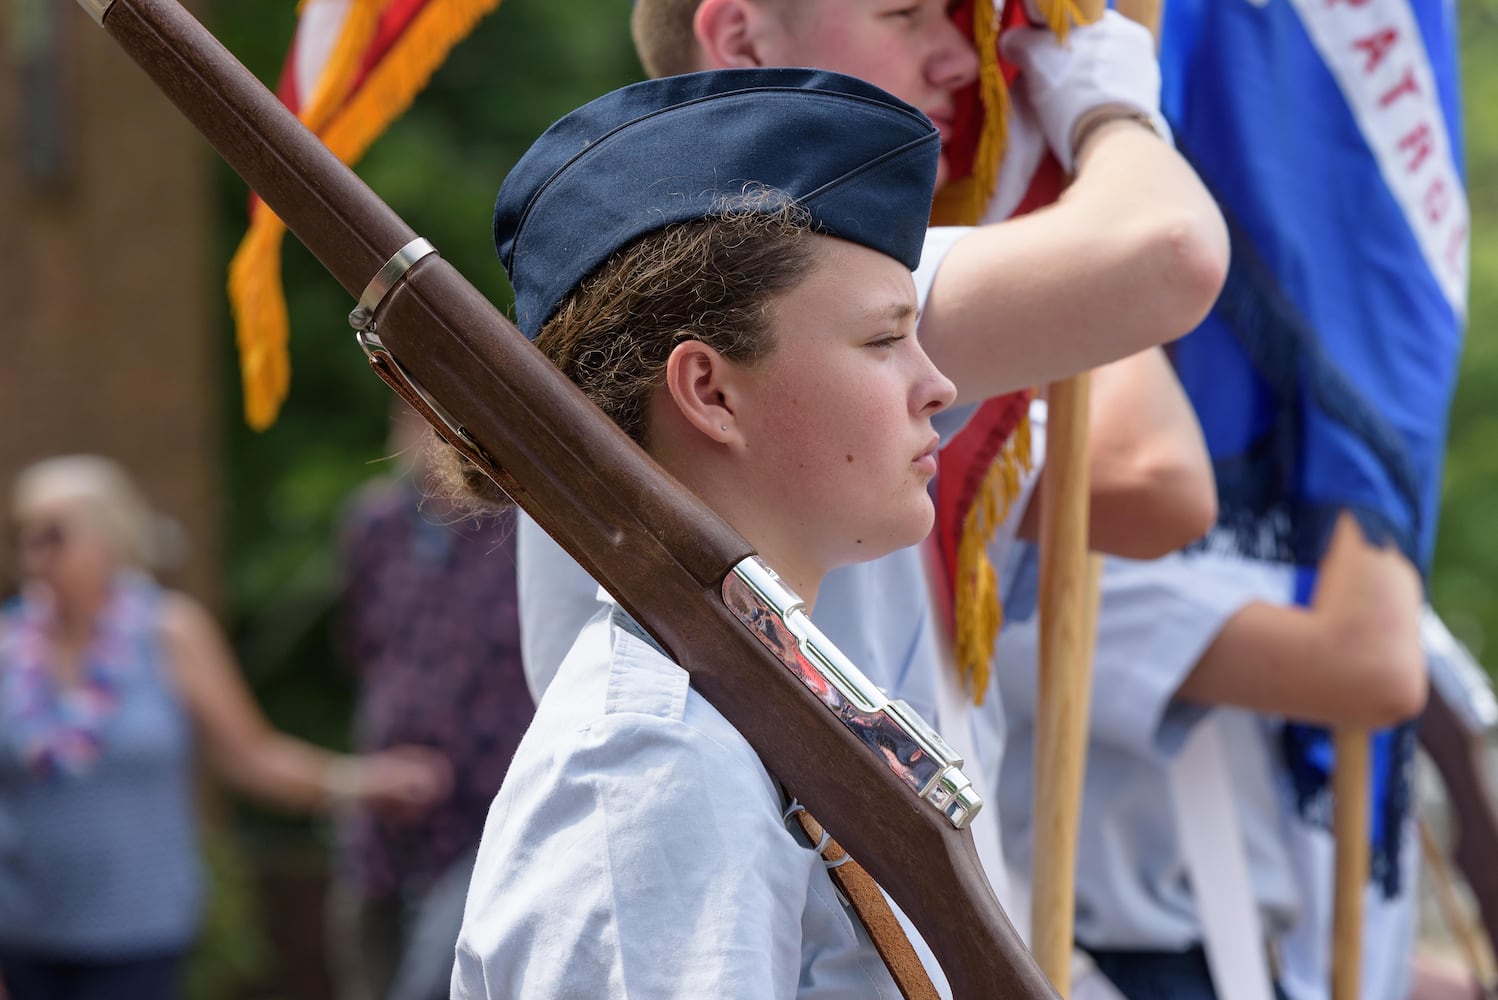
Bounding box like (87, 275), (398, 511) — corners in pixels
(199, 0), (1498, 992)
(210, 1), (642, 747)
(1432, 3), (1498, 649)
(200, 3), (644, 993)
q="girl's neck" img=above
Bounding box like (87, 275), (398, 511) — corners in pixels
(749, 540), (823, 614)
(647, 422), (828, 610)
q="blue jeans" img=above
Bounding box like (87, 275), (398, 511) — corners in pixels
(0, 949), (183, 1000)
(1085, 944), (1291, 1000)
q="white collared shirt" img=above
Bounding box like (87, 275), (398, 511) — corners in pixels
(453, 602), (902, 999)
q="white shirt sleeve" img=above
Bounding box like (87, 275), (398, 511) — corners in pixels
(515, 512), (608, 702)
(916, 227), (980, 444)
(452, 621), (884, 999)
(914, 227), (971, 310)
(453, 718), (813, 999)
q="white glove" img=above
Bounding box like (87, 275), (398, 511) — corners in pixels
(1000, 9), (1171, 172)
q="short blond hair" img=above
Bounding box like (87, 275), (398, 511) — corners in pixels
(631, 0), (803, 79)
(631, 0), (704, 79)
(13, 455), (164, 569)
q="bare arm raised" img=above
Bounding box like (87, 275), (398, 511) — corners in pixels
(924, 120), (1227, 403)
(922, 10), (1229, 403)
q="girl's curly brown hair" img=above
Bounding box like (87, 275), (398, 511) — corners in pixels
(435, 197), (817, 509)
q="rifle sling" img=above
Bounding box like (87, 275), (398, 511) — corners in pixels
(795, 811), (941, 1000)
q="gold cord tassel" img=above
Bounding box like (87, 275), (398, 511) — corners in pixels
(953, 416), (1032, 703)
(965, 0), (1010, 224)
(932, 2), (1032, 703)
(227, 0), (503, 430)
(1030, 0), (1102, 40)
(930, 1), (1009, 226)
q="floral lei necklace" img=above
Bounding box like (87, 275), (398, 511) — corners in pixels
(1, 572), (157, 779)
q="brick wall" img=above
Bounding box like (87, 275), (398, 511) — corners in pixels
(0, 0), (221, 606)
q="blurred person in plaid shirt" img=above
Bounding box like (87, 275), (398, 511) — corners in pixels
(329, 404), (535, 1000)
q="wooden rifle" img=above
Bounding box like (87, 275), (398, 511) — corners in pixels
(73, 0), (1057, 995)
(1418, 609), (1498, 990)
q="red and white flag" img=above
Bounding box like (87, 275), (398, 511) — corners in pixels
(230, 0), (503, 430)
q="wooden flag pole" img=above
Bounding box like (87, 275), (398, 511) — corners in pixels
(1027, 2), (1159, 993)
(1113, 0), (1162, 38)
(1031, 372), (1101, 995)
(1332, 728), (1371, 1000)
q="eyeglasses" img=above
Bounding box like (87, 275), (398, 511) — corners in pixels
(15, 521), (69, 555)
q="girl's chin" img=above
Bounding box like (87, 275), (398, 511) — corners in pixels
(840, 507), (935, 565)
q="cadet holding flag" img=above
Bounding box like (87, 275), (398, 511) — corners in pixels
(994, 0), (1464, 997)
(1157, 1), (1466, 997)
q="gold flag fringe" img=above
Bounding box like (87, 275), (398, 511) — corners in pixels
(1033, 0), (1088, 39)
(228, 0), (503, 430)
(319, 0), (504, 167)
(937, 0), (1099, 702)
(953, 416), (1032, 704)
(229, 221), (294, 431)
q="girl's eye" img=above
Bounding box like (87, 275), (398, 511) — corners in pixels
(869, 334), (906, 351)
(886, 5), (921, 20)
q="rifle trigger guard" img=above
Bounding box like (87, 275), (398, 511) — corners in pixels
(78, 0), (116, 25)
(356, 329), (488, 463)
(348, 237), (438, 334)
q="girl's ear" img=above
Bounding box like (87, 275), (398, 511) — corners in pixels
(694, 0), (769, 70)
(664, 339), (741, 445)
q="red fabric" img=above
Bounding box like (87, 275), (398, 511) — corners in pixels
(930, 2), (1067, 626)
(939, 0), (1030, 184)
(933, 391), (1031, 629)
(258, 0), (432, 213)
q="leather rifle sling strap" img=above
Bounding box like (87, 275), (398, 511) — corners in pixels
(795, 811), (942, 1000)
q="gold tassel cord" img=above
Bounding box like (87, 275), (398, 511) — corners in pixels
(933, 1), (1031, 704)
(930, 1), (1009, 228)
(228, 0), (384, 431)
(953, 417), (1032, 704)
(320, 0), (504, 168)
(965, 0), (1009, 225)
(1030, 0), (1102, 40)
(229, 0), (504, 430)
(939, 0), (1103, 699)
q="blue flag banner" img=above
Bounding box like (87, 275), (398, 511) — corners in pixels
(1158, 0), (1467, 895)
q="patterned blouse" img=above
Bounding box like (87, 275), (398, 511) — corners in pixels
(336, 482), (534, 897)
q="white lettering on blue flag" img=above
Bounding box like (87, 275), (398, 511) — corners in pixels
(1286, 0), (1469, 318)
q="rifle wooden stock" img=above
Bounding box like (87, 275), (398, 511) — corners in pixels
(83, 0), (1056, 995)
(1420, 685), (1498, 977)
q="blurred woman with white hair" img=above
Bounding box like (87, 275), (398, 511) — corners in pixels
(0, 455), (451, 1000)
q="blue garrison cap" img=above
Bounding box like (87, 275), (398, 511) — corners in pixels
(494, 67), (940, 339)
